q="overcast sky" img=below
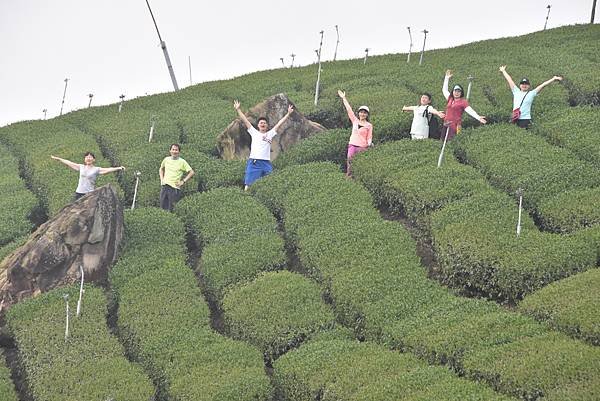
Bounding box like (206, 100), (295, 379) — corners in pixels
(0, 0), (596, 126)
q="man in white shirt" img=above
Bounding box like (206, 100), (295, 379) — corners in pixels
(234, 100), (294, 190)
(402, 93), (445, 140)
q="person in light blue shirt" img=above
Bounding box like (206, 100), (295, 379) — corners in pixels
(499, 65), (563, 129)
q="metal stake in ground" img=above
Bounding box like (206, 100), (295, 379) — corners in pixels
(437, 122), (452, 168)
(333, 25), (340, 61)
(516, 188), (524, 237)
(43, 109), (47, 120)
(280, 57), (285, 68)
(188, 55), (192, 86)
(88, 93), (94, 108)
(76, 265), (84, 317)
(131, 171), (141, 210)
(145, 0), (179, 91)
(118, 94), (125, 113)
(290, 53), (295, 68)
(314, 30), (324, 106)
(363, 48), (370, 64)
(148, 116), (157, 142)
(419, 29), (429, 65)
(59, 78), (69, 116)
(544, 5), (552, 30)
(63, 294), (70, 341)
(466, 75), (475, 99)
(406, 27), (413, 63)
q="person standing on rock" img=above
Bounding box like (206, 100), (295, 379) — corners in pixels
(159, 143), (195, 211)
(338, 90), (373, 177)
(233, 100), (294, 190)
(499, 65), (563, 129)
(51, 152), (125, 200)
(441, 69), (487, 141)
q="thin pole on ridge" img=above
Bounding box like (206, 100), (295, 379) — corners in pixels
(290, 53), (296, 68)
(544, 5), (552, 30)
(591, 0), (597, 23)
(145, 0), (179, 91)
(63, 294), (70, 341)
(363, 48), (370, 64)
(43, 109), (47, 120)
(88, 94), (94, 108)
(516, 188), (524, 237)
(188, 56), (192, 86)
(280, 57), (285, 67)
(59, 78), (69, 116)
(419, 29), (429, 65)
(314, 30), (324, 106)
(466, 75), (475, 99)
(118, 94), (125, 113)
(407, 27), (413, 63)
(333, 25), (340, 61)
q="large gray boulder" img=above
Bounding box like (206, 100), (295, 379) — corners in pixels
(0, 185), (123, 310)
(217, 93), (325, 161)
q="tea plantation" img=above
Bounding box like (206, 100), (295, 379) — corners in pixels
(0, 24), (598, 400)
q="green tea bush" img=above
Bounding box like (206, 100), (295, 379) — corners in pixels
(5, 285), (155, 401)
(0, 146), (37, 245)
(454, 124), (600, 218)
(519, 268), (600, 345)
(273, 339), (516, 401)
(462, 332), (600, 401)
(0, 351), (18, 401)
(111, 207), (271, 400)
(535, 106), (600, 169)
(273, 129), (348, 170)
(537, 187), (600, 233)
(222, 270), (336, 358)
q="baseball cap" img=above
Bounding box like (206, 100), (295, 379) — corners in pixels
(358, 105), (370, 113)
(519, 78), (531, 85)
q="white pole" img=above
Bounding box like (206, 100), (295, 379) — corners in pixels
(290, 53), (295, 68)
(466, 75), (474, 100)
(131, 172), (141, 210)
(407, 27), (413, 63)
(148, 119), (156, 142)
(363, 48), (369, 64)
(88, 94), (93, 108)
(516, 189), (524, 237)
(76, 266), (84, 317)
(419, 29), (429, 65)
(544, 5), (552, 30)
(188, 55), (192, 86)
(437, 124), (451, 168)
(59, 78), (69, 116)
(118, 94), (125, 113)
(314, 30), (324, 106)
(43, 109), (47, 120)
(63, 294), (70, 341)
(333, 25), (340, 61)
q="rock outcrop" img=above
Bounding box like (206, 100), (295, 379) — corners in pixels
(217, 93), (326, 161)
(0, 185), (123, 310)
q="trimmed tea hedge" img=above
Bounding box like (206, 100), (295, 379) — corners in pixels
(0, 351), (18, 401)
(519, 268), (600, 345)
(5, 285), (154, 401)
(111, 207), (271, 400)
(176, 188), (285, 304)
(537, 187), (600, 233)
(274, 339), (516, 401)
(273, 128), (348, 170)
(222, 271), (336, 359)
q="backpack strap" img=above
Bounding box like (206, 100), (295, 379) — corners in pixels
(517, 91), (530, 109)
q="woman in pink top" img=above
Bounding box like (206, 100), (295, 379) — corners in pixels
(338, 90), (373, 177)
(441, 69), (487, 141)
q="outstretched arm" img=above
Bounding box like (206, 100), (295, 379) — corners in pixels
(98, 166), (125, 175)
(50, 155), (79, 171)
(402, 105), (416, 112)
(534, 76), (563, 93)
(233, 100), (253, 130)
(442, 70), (452, 99)
(499, 65), (516, 90)
(464, 106), (487, 124)
(338, 90), (357, 122)
(429, 106), (445, 119)
(272, 104), (294, 133)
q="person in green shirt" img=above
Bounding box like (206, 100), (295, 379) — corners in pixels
(158, 143), (194, 211)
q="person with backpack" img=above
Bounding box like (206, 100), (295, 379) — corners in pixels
(338, 89), (373, 177)
(402, 93), (445, 140)
(441, 69), (487, 141)
(499, 65), (563, 129)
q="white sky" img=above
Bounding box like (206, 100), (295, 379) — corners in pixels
(0, 0), (596, 126)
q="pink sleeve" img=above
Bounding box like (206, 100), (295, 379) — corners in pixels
(346, 108), (358, 124)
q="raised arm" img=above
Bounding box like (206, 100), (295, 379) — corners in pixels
(442, 70), (452, 99)
(50, 155), (79, 171)
(272, 104), (294, 133)
(98, 166), (125, 175)
(338, 90), (357, 122)
(233, 100), (253, 130)
(534, 76), (563, 93)
(464, 106), (487, 124)
(499, 65), (516, 90)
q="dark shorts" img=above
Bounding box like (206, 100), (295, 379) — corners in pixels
(244, 159), (273, 186)
(516, 119), (532, 129)
(160, 185), (181, 212)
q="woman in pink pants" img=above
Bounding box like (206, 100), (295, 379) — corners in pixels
(338, 89), (373, 177)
